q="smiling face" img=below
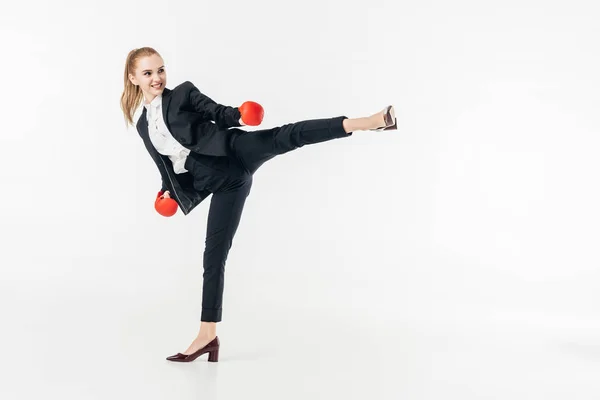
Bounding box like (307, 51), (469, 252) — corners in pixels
(128, 53), (167, 104)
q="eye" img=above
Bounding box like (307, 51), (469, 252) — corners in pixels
(144, 68), (164, 76)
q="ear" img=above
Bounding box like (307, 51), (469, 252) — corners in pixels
(128, 73), (137, 86)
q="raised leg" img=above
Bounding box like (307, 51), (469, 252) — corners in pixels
(231, 116), (351, 175)
(230, 105), (395, 174)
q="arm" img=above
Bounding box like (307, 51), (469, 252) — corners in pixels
(187, 81), (242, 129)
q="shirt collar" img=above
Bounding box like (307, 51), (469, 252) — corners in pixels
(143, 94), (162, 110)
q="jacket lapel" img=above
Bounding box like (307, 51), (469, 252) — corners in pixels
(136, 106), (149, 140)
(161, 87), (172, 132)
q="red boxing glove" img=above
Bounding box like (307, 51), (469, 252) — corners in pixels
(239, 101), (264, 126)
(155, 191), (178, 217)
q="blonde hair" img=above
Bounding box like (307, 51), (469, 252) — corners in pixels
(120, 47), (161, 127)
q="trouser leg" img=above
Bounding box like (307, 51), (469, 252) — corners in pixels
(230, 115), (351, 175)
(200, 174), (253, 322)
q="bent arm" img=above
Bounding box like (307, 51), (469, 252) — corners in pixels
(187, 82), (242, 129)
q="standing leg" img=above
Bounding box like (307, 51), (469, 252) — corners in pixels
(179, 174), (252, 356)
(201, 175), (252, 322)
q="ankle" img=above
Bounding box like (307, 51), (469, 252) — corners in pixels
(198, 322), (217, 338)
(343, 116), (375, 133)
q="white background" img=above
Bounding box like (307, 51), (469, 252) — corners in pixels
(2, 0), (600, 398)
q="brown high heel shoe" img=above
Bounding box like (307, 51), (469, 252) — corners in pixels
(166, 336), (220, 362)
(370, 105), (397, 131)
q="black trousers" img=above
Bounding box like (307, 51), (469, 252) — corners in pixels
(183, 116), (350, 322)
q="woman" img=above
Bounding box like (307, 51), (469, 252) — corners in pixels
(120, 47), (397, 363)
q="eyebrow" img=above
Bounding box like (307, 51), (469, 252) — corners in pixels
(142, 65), (165, 72)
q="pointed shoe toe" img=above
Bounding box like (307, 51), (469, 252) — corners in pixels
(166, 353), (187, 362)
(165, 336), (220, 363)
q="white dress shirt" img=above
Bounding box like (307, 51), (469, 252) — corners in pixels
(143, 94), (191, 174)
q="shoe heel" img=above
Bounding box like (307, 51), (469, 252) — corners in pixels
(208, 348), (219, 362)
(371, 105), (397, 131)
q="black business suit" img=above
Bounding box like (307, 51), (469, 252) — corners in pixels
(136, 80), (352, 322)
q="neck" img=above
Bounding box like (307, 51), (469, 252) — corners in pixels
(144, 93), (158, 105)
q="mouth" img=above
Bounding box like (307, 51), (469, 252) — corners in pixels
(151, 83), (163, 89)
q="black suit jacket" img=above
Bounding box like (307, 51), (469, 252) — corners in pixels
(136, 80), (242, 216)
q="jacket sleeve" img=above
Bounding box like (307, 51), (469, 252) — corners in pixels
(186, 81), (242, 129)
